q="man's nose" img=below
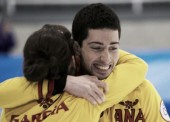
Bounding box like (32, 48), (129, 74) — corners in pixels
(100, 50), (111, 64)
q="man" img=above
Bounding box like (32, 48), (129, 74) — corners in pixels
(71, 3), (170, 121)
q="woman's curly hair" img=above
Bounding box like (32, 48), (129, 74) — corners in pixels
(23, 24), (72, 82)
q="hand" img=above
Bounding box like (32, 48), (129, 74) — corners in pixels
(64, 75), (108, 105)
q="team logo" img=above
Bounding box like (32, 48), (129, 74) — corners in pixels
(115, 99), (145, 122)
(119, 99), (139, 109)
(160, 100), (170, 121)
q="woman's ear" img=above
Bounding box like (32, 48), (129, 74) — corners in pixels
(73, 41), (81, 56)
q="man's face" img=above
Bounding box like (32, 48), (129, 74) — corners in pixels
(80, 29), (119, 80)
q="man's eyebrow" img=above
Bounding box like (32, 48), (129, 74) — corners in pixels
(88, 42), (119, 45)
(88, 42), (103, 45)
(110, 42), (119, 45)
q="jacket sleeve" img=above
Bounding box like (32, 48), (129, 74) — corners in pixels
(0, 77), (45, 108)
(103, 49), (148, 104)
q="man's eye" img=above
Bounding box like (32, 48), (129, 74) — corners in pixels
(110, 47), (117, 50)
(91, 47), (102, 50)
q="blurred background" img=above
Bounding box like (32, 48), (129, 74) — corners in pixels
(0, 0), (170, 116)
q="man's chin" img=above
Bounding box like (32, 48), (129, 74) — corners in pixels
(95, 73), (110, 80)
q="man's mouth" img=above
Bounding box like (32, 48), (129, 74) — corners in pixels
(94, 64), (111, 71)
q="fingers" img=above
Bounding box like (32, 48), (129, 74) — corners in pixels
(89, 76), (109, 94)
(96, 80), (108, 94)
(84, 90), (104, 105)
(88, 84), (105, 104)
(85, 94), (98, 105)
(65, 75), (108, 105)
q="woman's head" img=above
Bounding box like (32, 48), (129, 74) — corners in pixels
(23, 24), (72, 82)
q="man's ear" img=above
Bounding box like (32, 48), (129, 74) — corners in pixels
(73, 41), (81, 56)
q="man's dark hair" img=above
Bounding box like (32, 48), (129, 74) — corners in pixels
(23, 24), (72, 82)
(72, 3), (121, 46)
